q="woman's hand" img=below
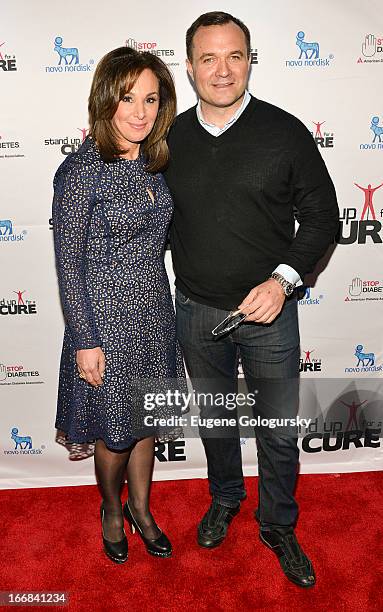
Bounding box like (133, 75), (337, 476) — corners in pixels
(76, 347), (105, 387)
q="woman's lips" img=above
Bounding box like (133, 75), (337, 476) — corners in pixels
(128, 123), (147, 130)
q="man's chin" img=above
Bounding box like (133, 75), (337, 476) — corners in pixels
(209, 98), (242, 109)
(204, 91), (245, 109)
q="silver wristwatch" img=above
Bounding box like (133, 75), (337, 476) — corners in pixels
(270, 272), (295, 296)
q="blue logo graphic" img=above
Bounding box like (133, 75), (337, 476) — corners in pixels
(371, 116), (383, 143)
(296, 31), (319, 59)
(45, 37), (93, 73)
(0, 219), (27, 243)
(11, 427), (32, 450)
(355, 345), (375, 367)
(285, 30), (333, 68)
(54, 36), (79, 65)
(298, 286), (324, 306)
(359, 115), (383, 150)
(345, 344), (381, 374)
(0, 219), (12, 235)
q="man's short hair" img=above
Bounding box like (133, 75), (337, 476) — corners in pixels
(186, 11), (251, 60)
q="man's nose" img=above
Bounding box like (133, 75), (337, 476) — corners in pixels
(215, 58), (230, 78)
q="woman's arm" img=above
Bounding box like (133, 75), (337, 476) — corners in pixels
(52, 160), (101, 351)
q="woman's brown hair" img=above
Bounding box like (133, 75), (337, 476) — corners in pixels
(88, 46), (176, 172)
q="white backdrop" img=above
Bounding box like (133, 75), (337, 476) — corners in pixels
(1, 0), (382, 489)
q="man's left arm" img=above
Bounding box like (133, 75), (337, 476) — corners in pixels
(239, 119), (339, 324)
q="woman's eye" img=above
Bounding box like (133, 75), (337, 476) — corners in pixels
(146, 97), (158, 104)
(122, 95), (133, 102)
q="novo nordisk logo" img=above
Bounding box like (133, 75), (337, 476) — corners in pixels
(359, 116), (383, 151)
(285, 31), (334, 68)
(0, 219), (27, 242)
(45, 36), (94, 73)
(11, 427), (32, 449)
(2, 427), (45, 455)
(298, 287), (324, 305)
(344, 344), (382, 374)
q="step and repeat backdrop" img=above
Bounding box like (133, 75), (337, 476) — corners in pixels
(1, 0), (382, 488)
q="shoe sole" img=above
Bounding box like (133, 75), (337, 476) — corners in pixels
(197, 541), (224, 549)
(259, 533), (316, 589)
(147, 549), (172, 558)
(103, 549), (128, 564)
(197, 534), (225, 549)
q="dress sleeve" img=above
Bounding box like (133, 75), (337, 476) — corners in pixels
(52, 160), (101, 350)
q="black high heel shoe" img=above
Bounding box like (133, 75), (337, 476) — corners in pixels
(123, 501), (172, 558)
(100, 503), (128, 564)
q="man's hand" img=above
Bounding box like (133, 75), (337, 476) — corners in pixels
(76, 347), (105, 387)
(237, 279), (285, 324)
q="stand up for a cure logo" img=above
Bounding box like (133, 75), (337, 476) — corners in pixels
(338, 181), (383, 244)
(0, 40), (17, 71)
(311, 120), (334, 148)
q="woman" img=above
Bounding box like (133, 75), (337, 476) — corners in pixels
(52, 47), (184, 563)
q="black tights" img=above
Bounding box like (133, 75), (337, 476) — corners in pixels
(95, 437), (160, 542)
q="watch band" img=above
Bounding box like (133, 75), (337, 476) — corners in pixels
(270, 272), (295, 296)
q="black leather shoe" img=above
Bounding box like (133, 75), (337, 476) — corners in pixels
(259, 528), (316, 588)
(197, 500), (240, 548)
(123, 501), (172, 558)
(100, 504), (128, 564)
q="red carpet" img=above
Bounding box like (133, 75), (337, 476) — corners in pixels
(1, 473), (382, 612)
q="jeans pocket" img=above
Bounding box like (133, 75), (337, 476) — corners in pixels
(175, 288), (191, 305)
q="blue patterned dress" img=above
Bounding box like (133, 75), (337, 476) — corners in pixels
(52, 137), (184, 450)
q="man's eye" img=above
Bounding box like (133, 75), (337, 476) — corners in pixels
(203, 57), (215, 64)
(230, 55), (241, 61)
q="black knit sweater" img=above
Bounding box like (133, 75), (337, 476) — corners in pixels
(165, 96), (339, 310)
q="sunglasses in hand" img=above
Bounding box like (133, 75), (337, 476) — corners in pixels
(211, 309), (248, 337)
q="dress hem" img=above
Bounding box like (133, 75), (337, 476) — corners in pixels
(55, 425), (140, 451)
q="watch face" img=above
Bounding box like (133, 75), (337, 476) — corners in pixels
(285, 284), (294, 296)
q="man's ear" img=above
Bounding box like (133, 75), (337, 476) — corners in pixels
(186, 58), (194, 81)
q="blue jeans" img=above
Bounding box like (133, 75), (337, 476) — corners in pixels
(175, 288), (300, 528)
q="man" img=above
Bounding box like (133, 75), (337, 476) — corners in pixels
(165, 12), (339, 588)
